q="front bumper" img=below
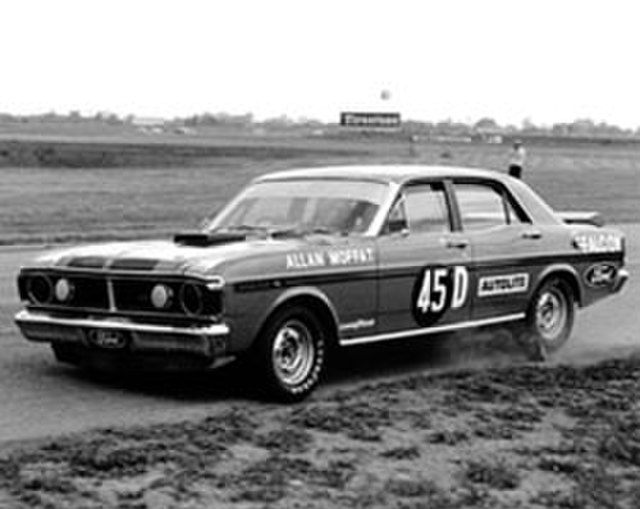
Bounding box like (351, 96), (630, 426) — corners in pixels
(14, 309), (230, 361)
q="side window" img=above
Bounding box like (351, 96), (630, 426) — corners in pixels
(383, 183), (450, 234)
(404, 184), (450, 233)
(455, 183), (523, 231)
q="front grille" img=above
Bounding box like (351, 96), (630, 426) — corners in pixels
(68, 277), (110, 309)
(19, 271), (222, 318)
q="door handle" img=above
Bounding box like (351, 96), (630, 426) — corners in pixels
(446, 239), (469, 249)
(522, 230), (542, 240)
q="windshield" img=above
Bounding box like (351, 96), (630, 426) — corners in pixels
(205, 179), (388, 235)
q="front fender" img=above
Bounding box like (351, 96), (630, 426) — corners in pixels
(251, 285), (340, 347)
(228, 286), (339, 354)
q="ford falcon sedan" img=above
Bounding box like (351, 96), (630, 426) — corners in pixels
(15, 165), (628, 401)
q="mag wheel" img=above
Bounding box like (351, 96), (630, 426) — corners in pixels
(523, 277), (575, 360)
(257, 306), (326, 402)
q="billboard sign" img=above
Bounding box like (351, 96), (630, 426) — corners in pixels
(340, 111), (401, 129)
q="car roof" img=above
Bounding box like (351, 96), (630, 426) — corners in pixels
(255, 165), (508, 185)
(252, 164), (563, 227)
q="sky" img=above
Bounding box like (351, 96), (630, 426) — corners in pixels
(1, 0), (639, 128)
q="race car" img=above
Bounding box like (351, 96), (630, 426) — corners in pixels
(15, 165), (628, 401)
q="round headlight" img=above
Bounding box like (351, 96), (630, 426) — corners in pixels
(180, 282), (203, 315)
(27, 274), (53, 304)
(54, 278), (74, 303)
(150, 284), (173, 310)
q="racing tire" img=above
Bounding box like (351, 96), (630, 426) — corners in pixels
(520, 277), (575, 361)
(255, 306), (326, 403)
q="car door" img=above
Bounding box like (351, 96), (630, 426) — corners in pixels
(451, 179), (547, 321)
(375, 181), (472, 337)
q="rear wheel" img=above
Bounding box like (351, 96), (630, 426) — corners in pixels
(520, 277), (575, 360)
(255, 306), (326, 402)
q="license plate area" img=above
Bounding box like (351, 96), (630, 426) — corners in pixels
(86, 329), (129, 350)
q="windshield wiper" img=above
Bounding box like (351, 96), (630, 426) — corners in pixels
(212, 224), (270, 234)
(214, 224), (300, 239)
(269, 225), (347, 239)
(214, 224), (349, 239)
(305, 226), (338, 235)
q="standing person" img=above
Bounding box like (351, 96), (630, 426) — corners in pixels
(508, 140), (526, 179)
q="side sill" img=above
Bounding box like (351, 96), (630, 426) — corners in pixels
(339, 313), (525, 347)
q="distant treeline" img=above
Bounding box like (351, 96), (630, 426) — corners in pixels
(0, 111), (638, 139)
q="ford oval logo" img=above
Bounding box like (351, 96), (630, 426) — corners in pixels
(88, 329), (128, 350)
(584, 263), (617, 288)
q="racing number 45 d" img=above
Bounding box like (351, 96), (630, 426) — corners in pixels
(414, 266), (469, 326)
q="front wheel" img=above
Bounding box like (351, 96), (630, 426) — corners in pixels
(520, 277), (575, 360)
(255, 306), (327, 402)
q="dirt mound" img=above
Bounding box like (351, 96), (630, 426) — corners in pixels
(2, 354), (640, 508)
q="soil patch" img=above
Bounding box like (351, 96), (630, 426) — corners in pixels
(1, 354), (640, 508)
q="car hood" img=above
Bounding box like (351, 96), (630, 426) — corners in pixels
(31, 234), (373, 280)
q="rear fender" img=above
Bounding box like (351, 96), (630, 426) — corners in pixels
(535, 263), (582, 307)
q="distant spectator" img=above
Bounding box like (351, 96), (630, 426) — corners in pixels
(508, 140), (526, 179)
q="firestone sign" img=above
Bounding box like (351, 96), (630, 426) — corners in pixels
(340, 111), (401, 128)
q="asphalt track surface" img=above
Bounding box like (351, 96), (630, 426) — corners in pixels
(0, 225), (638, 446)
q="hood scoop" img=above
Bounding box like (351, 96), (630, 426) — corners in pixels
(173, 231), (247, 247)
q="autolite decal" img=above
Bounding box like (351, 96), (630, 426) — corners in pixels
(478, 273), (529, 297)
(286, 247), (375, 270)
